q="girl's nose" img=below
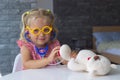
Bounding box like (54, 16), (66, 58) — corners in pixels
(39, 32), (45, 36)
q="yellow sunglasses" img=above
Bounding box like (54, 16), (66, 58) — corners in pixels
(26, 26), (52, 36)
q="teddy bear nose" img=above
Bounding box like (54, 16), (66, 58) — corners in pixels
(94, 56), (100, 60)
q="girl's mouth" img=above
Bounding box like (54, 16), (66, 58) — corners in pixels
(39, 38), (45, 41)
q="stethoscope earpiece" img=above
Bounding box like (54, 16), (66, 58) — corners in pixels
(51, 31), (56, 40)
(24, 31), (31, 42)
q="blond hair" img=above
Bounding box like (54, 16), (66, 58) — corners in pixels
(19, 8), (58, 41)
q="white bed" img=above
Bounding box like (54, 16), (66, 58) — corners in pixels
(93, 26), (120, 64)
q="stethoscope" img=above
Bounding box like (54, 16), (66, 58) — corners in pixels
(34, 45), (48, 58)
(24, 31), (63, 65)
(24, 31), (48, 57)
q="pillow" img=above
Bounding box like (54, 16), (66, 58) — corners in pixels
(113, 32), (120, 40)
(93, 32), (120, 46)
(97, 41), (120, 53)
(93, 32), (113, 44)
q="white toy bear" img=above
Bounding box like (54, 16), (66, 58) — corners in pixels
(60, 44), (117, 76)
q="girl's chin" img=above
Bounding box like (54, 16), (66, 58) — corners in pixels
(38, 42), (46, 45)
(37, 41), (47, 46)
(38, 39), (47, 42)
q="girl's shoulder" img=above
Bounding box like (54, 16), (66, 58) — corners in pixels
(17, 40), (33, 49)
(49, 39), (60, 47)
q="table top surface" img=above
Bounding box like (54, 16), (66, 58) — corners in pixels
(0, 65), (120, 80)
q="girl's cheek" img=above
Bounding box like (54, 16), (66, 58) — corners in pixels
(30, 35), (37, 42)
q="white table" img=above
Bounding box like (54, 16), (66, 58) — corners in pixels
(0, 65), (120, 80)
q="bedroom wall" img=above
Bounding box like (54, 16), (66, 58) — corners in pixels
(53, 0), (120, 50)
(0, 0), (37, 76)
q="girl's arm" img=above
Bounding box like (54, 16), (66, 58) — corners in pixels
(21, 46), (59, 69)
(58, 57), (68, 65)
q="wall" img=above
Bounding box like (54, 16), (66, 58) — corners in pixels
(54, 0), (120, 50)
(36, 0), (53, 12)
(0, 0), (36, 76)
(0, 0), (53, 75)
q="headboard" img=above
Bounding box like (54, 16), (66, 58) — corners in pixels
(92, 26), (120, 49)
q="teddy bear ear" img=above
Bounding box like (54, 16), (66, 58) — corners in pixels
(60, 44), (71, 61)
(111, 64), (117, 69)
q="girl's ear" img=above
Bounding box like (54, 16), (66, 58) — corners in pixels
(24, 31), (31, 42)
(50, 31), (56, 40)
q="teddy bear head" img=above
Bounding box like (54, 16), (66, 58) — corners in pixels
(60, 44), (116, 76)
(86, 55), (111, 76)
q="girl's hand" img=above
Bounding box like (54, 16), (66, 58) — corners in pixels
(48, 46), (60, 62)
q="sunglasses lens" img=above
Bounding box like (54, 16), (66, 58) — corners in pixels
(42, 26), (52, 34)
(43, 28), (50, 33)
(33, 28), (40, 34)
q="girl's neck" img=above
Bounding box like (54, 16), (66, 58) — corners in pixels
(35, 44), (47, 48)
(36, 41), (52, 48)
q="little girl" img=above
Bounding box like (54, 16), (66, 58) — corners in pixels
(17, 8), (66, 69)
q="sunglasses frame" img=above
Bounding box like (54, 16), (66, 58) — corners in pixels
(26, 26), (52, 36)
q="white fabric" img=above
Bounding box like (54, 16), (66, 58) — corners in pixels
(104, 48), (120, 56)
(97, 41), (120, 56)
(12, 54), (22, 73)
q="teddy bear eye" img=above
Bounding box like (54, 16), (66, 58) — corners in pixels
(87, 57), (91, 60)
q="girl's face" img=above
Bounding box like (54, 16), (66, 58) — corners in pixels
(28, 17), (51, 47)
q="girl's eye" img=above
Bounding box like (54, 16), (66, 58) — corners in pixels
(33, 29), (39, 34)
(43, 28), (50, 32)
